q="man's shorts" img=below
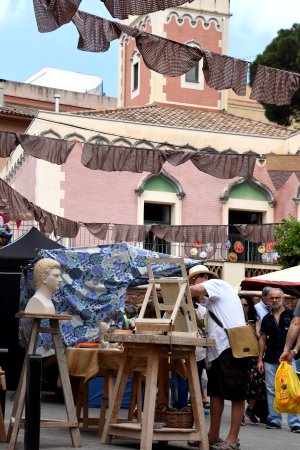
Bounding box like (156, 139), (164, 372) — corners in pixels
(207, 348), (248, 401)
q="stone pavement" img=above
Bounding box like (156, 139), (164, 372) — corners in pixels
(0, 392), (299, 450)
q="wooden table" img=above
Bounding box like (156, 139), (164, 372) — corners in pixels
(7, 313), (82, 450)
(65, 345), (189, 435)
(101, 333), (215, 450)
(65, 347), (125, 434)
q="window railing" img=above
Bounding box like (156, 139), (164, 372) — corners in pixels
(3, 221), (279, 265)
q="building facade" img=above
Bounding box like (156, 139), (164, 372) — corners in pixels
(1, 0), (300, 287)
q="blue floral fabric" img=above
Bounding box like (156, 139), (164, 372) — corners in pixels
(20, 243), (200, 356)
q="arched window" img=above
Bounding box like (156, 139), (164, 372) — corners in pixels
(181, 41), (204, 91)
(131, 50), (141, 99)
(220, 179), (275, 262)
(136, 171), (184, 255)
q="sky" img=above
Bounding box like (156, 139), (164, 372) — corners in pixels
(0, 0), (299, 98)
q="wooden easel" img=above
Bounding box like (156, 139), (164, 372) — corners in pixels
(101, 257), (215, 450)
(7, 313), (82, 450)
(135, 257), (198, 334)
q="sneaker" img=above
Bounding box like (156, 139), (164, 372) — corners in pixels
(291, 426), (300, 433)
(245, 407), (259, 425)
(266, 422), (281, 429)
(241, 415), (246, 426)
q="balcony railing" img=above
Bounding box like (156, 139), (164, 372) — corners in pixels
(3, 221), (280, 267)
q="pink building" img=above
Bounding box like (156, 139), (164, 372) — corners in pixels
(2, 0), (300, 286)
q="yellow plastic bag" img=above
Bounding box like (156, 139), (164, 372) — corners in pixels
(273, 362), (300, 414)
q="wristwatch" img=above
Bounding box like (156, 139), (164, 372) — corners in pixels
(291, 349), (298, 355)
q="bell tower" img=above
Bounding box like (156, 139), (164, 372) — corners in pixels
(118, 0), (231, 110)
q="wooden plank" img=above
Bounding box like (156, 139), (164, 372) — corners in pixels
(135, 323), (174, 332)
(16, 312), (72, 320)
(139, 345), (159, 450)
(101, 347), (133, 444)
(186, 351), (209, 450)
(104, 332), (215, 347)
(51, 319), (81, 448)
(39, 420), (79, 428)
(7, 318), (40, 450)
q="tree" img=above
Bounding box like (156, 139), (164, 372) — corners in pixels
(249, 23), (300, 127)
(274, 215), (300, 268)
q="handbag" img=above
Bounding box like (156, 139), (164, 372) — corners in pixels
(208, 310), (259, 358)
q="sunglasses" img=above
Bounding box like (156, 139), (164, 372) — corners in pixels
(241, 303), (249, 307)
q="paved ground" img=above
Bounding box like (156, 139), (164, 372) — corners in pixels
(1, 392), (299, 450)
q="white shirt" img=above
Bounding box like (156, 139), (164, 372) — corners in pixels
(195, 304), (207, 362)
(202, 279), (246, 362)
(255, 301), (270, 324)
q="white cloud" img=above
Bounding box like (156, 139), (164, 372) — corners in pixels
(0, 0), (27, 24)
(230, 0), (300, 60)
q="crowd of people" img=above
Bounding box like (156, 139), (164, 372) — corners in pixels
(187, 265), (300, 450)
(121, 265), (300, 450)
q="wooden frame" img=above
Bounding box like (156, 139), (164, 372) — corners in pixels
(135, 258), (198, 335)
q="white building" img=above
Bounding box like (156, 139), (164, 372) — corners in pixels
(25, 67), (103, 95)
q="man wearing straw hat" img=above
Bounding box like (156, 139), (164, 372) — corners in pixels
(188, 265), (246, 450)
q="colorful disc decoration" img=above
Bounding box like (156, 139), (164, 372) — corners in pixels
(233, 240), (244, 254)
(229, 252), (238, 262)
(184, 242), (216, 260)
(259, 242), (279, 263)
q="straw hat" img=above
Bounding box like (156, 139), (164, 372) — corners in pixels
(188, 264), (218, 281)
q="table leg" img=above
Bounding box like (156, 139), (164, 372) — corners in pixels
(139, 345), (159, 450)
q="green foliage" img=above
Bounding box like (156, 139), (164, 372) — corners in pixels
(274, 215), (300, 268)
(249, 23), (300, 126)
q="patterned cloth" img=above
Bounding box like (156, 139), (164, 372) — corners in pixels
(112, 224), (152, 242)
(203, 51), (248, 96)
(102, 0), (194, 19)
(0, 131), (18, 157)
(250, 65), (300, 106)
(72, 12), (202, 76)
(19, 243), (201, 355)
(33, 0), (82, 32)
(235, 224), (276, 244)
(151, 224), (228, 244)
(18, 134), (76, 165)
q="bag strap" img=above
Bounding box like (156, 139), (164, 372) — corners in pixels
(208, 310), (224, 328)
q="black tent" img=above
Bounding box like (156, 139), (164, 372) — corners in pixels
(0, 226), (64, 270)
(0, 227), (64, 389)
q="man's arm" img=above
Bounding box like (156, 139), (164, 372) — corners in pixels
(279, 316), (300, 362)
(257, 334), (266, 374)
(190, 284), (207, 298)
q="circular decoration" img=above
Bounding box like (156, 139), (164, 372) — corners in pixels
(184, 242), (216, 260)
(261, 252), (271, 263)
(258, 244), (265, 254)
(193, 241), (202, 248)
(190, 247), (198, 257)
(229, 252), (238, 262)
(222, 240), (231, 250)
(266, 241), (276, 253)
(272, 252), (279, 262)
(233, 241), (244, 254)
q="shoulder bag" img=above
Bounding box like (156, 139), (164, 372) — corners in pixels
(208, 310), (259, 358)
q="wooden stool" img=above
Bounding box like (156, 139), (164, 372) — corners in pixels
(76, 370), (143, 435)
(7, 313), (81, 450)
(101, 334), (214, 450)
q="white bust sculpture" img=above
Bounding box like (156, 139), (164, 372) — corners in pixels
(25, 258), (62, 314)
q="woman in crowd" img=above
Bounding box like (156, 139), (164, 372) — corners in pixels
(239, 294), (267, 425)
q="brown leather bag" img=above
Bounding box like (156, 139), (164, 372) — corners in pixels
(208, 310), (259, 358)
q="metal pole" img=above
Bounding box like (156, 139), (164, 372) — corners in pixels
(24, 354), (42, 450)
